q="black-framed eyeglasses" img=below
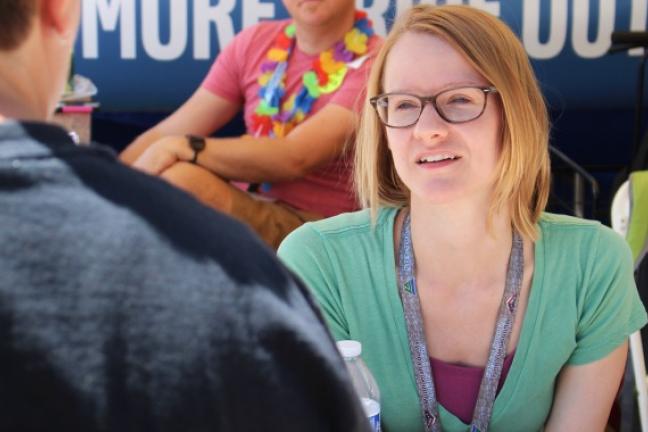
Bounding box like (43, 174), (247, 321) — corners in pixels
(369, 86), (498, 128)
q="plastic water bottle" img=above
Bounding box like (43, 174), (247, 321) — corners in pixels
(337, 340), (381, 432)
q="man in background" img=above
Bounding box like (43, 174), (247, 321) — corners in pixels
(120, 0), (381, 249)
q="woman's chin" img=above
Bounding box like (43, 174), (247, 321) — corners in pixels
(408, 183), (493, 208)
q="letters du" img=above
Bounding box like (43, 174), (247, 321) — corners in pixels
(521, 0), (648, 59)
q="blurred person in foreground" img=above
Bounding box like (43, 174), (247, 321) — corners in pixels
(279, 4), (647, 431)
(0, 1), (369, 430)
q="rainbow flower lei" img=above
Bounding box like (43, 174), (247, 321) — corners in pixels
(251, 11), (374, 138)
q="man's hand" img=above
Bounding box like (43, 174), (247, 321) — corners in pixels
(132, 136), (193, 175)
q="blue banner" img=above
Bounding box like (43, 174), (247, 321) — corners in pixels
(75, 0), (648, 111)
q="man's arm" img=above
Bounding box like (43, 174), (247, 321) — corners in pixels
(130, 103), (357, 183)
(120, 88), (240, 165)
(544, 341), (628, 431)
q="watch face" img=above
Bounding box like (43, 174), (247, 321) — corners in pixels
(188, 135), (206, 152)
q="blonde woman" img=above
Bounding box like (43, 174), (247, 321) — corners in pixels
(279, 5), (647, 431)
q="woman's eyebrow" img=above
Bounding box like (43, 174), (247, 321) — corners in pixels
(383, 81), (488, 94)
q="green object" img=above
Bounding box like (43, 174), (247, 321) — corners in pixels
(627, 171), (648, 262)
(254, 100), (278, 116)
(319, 67), (347, 94)
(403, 280), (415, 294)
(302, 72), (321, 98)
(65, 51), (75, 94)
(279, 208), (647, 432)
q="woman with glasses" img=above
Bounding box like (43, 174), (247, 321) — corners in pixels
(279, 4), (647, 431)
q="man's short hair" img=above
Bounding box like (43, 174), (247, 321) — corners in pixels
(0, 0), (37, 50)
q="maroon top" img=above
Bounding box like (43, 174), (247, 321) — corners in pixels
(429, 351), (516, 424)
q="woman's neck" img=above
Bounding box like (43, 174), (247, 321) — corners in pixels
(294, 10), (356, 55)
(405, 196), (514, 290)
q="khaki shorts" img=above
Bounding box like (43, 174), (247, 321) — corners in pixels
(228, 185), (323, 249)
(160, 163), (321, 250)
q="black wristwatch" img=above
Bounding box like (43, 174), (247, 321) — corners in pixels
(187, 135), (206, 164)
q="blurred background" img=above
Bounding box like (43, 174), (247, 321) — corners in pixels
(73, 0), (648, 223)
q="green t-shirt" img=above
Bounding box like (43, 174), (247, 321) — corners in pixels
(278, 207), (648, 432)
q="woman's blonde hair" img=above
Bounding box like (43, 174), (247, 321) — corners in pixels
(355, 4), (550, 240)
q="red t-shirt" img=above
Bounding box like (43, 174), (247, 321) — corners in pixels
(202, 20), (381, 217)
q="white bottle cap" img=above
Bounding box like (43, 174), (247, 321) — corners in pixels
(337, 340), (362, 358)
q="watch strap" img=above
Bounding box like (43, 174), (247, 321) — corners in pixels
(187, 135), (206, 164)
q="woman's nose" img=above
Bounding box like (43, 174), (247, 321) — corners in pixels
(412, 103), (449, 142)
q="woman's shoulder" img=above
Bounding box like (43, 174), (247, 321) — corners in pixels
(539, 212), (603, 229)
(538, 212), (630, 261)
(293, 207), (396, 238)
(539, 212), (622, 241)
(278, 207), (398, 255)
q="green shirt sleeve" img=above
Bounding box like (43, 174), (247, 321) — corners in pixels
(278, 224), (351, 340)
(568, 226), (648, 365)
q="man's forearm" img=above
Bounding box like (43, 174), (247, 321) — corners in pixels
(120, 129), (163, 165)
(197, 135), (312, 183)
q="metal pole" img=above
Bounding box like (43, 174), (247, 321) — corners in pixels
(573, 173), (584, 218)
(633, 50), (648, 158)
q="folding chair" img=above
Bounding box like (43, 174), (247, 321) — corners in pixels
(612, 173), (648, 432)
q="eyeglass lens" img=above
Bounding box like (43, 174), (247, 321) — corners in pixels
(375, 87), (488, 127)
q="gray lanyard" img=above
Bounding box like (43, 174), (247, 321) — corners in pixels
(397, 212), (524, 432)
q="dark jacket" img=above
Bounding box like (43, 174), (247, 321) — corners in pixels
(0, 121), (368, 432)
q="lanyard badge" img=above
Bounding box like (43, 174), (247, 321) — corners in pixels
(397, 211), (524, 432)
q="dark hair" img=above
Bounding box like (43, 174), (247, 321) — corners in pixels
(0, 0), (37, 50)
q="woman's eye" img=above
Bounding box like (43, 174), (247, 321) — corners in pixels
(394, 100), (419, 110)
(448, 96), (473, 104)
